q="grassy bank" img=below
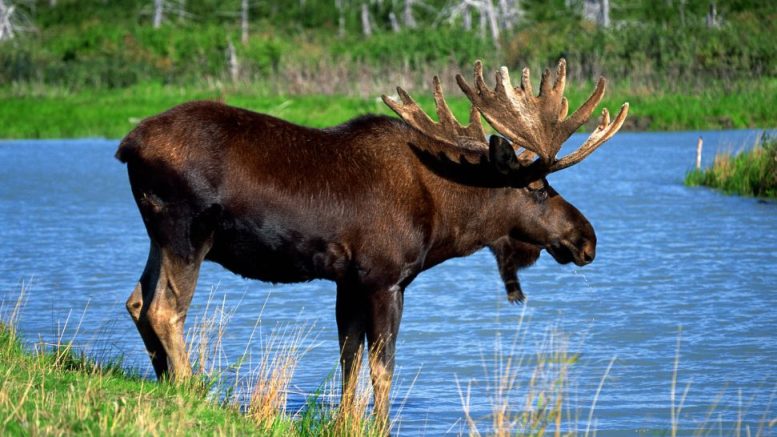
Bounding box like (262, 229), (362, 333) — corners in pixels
(0, 322), (269, 435)
(2, 77), (775, 139)
(0, 294), (383, 436)
(685, 134), (777, 198)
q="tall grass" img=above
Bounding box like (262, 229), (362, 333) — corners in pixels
(2, 287), (775, 434)
(686, 134), (777, 198)
(0, 286), (386, 436)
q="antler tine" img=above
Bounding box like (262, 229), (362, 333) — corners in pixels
(520, 67), (533, 95)
(553, 58), (567, 93)
(556, 76), (606, 144)
(382, 76), (486, 150)
(549, 103), (629, 172)
(539, 67), (553, 96)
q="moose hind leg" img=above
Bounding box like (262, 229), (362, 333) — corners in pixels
(127, 241), (204, 380)
(126, 243), (168, 376)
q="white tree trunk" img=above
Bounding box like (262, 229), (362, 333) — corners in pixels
(335, 0), (345, 37)
(706, 2), (718, 28)
(227, 39), (240, 82)
(153, 0), (164, 29)
(498, 0), (512, 29)
(389, 11), (400, 32)
(403, 0), (416, 29)
(361, 3), (372, 36)
(583, 0), (609, 28)
(484, 0), (500, 48)
(601, 0), (609, 28)
(0, 0), (15, 41)
(478, 4), (486, 39)
(241, 0), (249, 44)
(462, 4), (472, 31)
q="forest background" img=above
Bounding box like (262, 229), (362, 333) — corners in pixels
(0, 0), (774, 138)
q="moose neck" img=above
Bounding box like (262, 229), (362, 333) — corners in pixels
(410, 137), (528, 268)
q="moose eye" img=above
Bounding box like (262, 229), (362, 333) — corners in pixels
(532, 186), (549, 201)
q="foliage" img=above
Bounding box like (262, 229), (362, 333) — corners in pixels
(0, 0), (774, 92)
(2, 78), (775, 139)
(685, 134), (777, 198)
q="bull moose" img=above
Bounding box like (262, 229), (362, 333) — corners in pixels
(116, 59), (627, 427)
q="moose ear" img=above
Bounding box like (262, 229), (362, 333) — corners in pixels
(489, 135), (520, 175)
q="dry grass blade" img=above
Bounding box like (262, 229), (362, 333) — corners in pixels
(247, 322), (317, 428)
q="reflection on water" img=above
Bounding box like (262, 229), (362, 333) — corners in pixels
(1, 129), (775, 434)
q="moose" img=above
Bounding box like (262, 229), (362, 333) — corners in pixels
(116, 59), (627, 427)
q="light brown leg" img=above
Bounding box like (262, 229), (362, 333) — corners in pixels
(126, 242), (205, 380)
(366, 287), (404, 433)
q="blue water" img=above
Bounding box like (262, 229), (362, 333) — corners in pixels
(1, 130), (775, 435)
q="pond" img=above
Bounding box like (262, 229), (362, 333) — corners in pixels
(1, 129), (775, 435)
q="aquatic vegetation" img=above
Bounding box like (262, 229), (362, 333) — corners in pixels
(686, 134), (777, 198)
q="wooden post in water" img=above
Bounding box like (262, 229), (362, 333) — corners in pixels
(696, 136), (703, 169)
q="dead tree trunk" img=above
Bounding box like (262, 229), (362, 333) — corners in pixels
(484, 0), (500, 48)
(241, 0), (249, 44)
(403, 0), (416, 29)
(227, 38), (240, 82)
(361, 3), (372, 36)
(335, 0), (346, 37)
(706, 2), (718, 28)
(389, 11), (400, 32)
(0, 0), (15, 41)
(462, 4), (472, 30)
(583, 0), (609, 28)
(152, 0), (164, 28)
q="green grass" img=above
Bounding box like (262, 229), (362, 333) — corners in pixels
(0, 321), (269, 436)
(685, 134), (777, 198)
(1, 78), (775, 139)
(0, 291), (385, 437)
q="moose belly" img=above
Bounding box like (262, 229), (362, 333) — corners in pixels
(205, 213), (349, 284)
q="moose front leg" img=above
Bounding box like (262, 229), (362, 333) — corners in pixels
(489, 237), (541, 304)
(336, 282), (368, 409)
(366, 286), (404, 432)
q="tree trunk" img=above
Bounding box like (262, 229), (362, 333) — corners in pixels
(227, 39), (240, 83)
(498, 0), (512, 29)
(706, 2), (718, 28)
(403, 0), (416, 29)
(462, 4), (472, 31)
(389, 12), (400, 32)
(241, 0), (249, 44)
(361, 3), (372, 37)
(335, 0), (345, 37)
(484, 0), (500, 48)
(153, 0), (164, 29)
(0, 0), (15, 41)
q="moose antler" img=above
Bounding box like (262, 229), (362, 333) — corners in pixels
(456, 59), (629, 172)
(382, 76), (487, 150)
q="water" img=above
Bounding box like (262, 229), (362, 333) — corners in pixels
(1, 130), (775, 434)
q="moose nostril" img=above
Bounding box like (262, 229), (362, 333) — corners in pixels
(580, 240), (596, 263)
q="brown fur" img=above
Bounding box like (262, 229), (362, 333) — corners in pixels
(116, 100), (598, 427)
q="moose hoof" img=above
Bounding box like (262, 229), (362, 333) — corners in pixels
(506, 290), (525, 304)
